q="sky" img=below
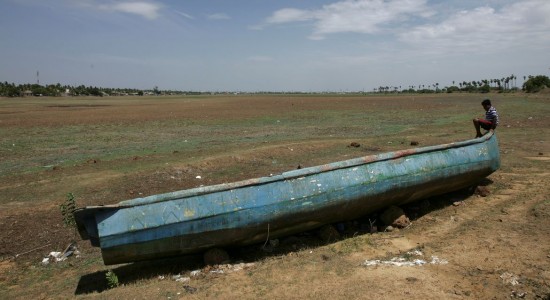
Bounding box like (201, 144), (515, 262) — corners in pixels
(1, 0), (549, 92)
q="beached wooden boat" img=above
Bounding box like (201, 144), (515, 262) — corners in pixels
(74, 133), (500, 265)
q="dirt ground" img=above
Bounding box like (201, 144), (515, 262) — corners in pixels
(0, 93), (549, 299)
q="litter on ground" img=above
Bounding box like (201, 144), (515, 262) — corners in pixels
(363, 250), (448, 267)
(40, 242), (79, 265)
(500, 272), (520, 286)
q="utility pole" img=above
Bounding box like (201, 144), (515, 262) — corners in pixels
(37, 70), (39, 85)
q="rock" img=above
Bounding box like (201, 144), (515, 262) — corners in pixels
(183, 285), (197, 294)
(410, 141), (419, 146)
(475, 186), (490, 197)
(349, 142), (360, 148)
(394, 215), (411, 228)
(380, 205), (404, 224)
(380, 205), (411, 228)
(203, 248), (230, 265)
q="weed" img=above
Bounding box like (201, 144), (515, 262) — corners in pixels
(106, 270), (120, 288)
(401, 252), (415, 261)
(60, 192), (76, 228)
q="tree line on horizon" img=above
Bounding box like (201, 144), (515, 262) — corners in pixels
(375, 74), (549, 94)
(1, 74), (549, 97)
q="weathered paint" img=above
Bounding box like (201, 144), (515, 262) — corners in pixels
(74, 133), (500, 265)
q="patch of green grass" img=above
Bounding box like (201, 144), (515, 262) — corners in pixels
(331, 236), (370, 254)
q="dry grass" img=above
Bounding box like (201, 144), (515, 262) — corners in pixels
(0, 92), (549, 299)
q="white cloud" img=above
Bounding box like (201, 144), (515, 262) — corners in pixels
(263, 0), (434, 40)
(97, 1), (163, 20)
(266, 8), (315, 24)
(400, 0), (550, 54)
(174, 9), (194, 20)
(10, 0), (163, 20)
(207, 13), (230, 20)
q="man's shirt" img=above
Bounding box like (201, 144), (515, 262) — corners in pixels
(486, 106), (499, 126)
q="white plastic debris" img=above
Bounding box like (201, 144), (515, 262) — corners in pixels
(226, 262), (255, 272)
(363, 258), (424, 267)
(430, 256), (448, 265)
(172, 274), (191, 282)
(203, 263), (256, 275)
(40, 243), (80, 265)
(363, 250), (448, 267)
(41, 252), (65, 265)
(41, 257), (51, 265)
(175, 276), (190, 283)
(196, 175), (202, 179)
(511, 291), (526, 298)
(500, 272), (519, 286)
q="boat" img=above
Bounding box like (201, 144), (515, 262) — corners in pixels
(74, 132), (500, 265)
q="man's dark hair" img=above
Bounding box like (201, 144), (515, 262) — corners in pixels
(481, 99), (491, 106)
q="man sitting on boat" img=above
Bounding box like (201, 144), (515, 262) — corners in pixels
(473, 98), (499, 138)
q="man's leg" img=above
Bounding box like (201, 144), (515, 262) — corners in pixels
(473, 118), (482, 138)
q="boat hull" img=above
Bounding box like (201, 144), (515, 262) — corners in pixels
(75, 133), (500, 265)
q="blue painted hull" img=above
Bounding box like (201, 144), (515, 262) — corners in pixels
(74, 133), (500, 265)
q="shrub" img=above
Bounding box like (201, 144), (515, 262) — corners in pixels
(480, 84), (490, 93)
(446, 86), (460, 93)
(523, 75), (550, 93)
